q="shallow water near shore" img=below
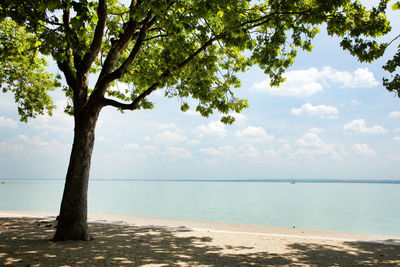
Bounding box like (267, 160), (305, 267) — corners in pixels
(0, 179), (399, 236)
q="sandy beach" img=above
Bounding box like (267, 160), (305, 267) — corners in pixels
(0, 211), (399, 266)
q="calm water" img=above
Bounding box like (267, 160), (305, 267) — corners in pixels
(0, 179), (399, 236)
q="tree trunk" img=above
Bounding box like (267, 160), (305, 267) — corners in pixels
(53, 110), (100, 241)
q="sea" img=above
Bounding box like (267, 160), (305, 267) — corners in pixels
(0, 179), (399, 236)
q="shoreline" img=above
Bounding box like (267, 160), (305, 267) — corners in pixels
(1, 210), (400, 266)
(1, 210), (399, 245)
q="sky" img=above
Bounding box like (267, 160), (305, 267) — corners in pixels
(1, 6), (400, 181)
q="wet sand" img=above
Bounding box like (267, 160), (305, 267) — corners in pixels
(1, 211), (399, 266)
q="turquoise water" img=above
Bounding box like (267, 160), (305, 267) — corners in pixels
(0, 179), (399, 236)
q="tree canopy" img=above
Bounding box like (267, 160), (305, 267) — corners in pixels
(382, 1), (400, 96)
(339, 0), (400, 97)
(0, 19), (59, 122)
(0, 0), (397, 241)
(0, 0), (392, 124)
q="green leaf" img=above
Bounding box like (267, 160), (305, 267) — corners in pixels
(0, 19), (58, 122)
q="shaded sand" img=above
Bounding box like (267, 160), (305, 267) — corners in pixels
(0, 211), (399, 266)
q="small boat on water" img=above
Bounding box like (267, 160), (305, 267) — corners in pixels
(1, 181), (5, 184)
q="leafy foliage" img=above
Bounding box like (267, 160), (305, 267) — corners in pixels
(0, 0), (393, 123)
(335, 0), (399, 97)
(382, 40), (400, 96)
(381, 1), (400, 97)
(0, 18), (59, 122)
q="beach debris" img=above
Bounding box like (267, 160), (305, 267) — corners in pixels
(176, 225), (191, 231)
(34, 220), (56, 229)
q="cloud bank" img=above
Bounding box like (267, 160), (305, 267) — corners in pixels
(251, 67), (379, 97)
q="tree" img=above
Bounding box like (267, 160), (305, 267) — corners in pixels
(0, 0), (391, 241)
(337, 1), (400, 97)
(382, 1), (400, 96)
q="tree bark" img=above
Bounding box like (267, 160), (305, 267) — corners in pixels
(53, 109), (100, 241)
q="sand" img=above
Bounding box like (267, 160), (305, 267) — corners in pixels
(0, 211), (399, 266)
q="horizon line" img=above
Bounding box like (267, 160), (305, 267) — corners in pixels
(1, 178), (400, 184)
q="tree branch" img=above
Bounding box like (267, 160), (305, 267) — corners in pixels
(388, 34), (400, 47)
(100, 13), (152, 85)
(143, 33), (170, 42)
(62, 6), (81, 66)
(57, 58), (79, 104)
(93, 19), (139, 88)
(102, 82), (159, 110)
(99, 4), (313, 111)
(78, 0), (107, 75)
(92, 0), (175, 101)
(172, 32), (229, 73)
(129, 0), (138, 13)
(102, 31), (229, 110)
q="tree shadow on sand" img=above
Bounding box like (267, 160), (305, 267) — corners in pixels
(0, 217), (399, 266)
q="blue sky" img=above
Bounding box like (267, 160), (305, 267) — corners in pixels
(1, 6), (400, 180)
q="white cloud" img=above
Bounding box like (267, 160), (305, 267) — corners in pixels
(200, 131), (347, 163)
(195, 121), (227, 138)
(296, 132), (328, 149)
(263, 149), (278, 157)
(351, 100), (361, 106)
(200, 146), (235, 157)
(141, 145), (160, 157)
(163, 146), (193, 159)
(200, 144), (262, 161)
(28, 102), (74, 132)
(387, 152), (400, 162)
(279, 144), (292, 153)
(320, 67), (379, 88)
(295, 132), (343, 160)
(291, 103), (338, 118)
(395, 128), (400, 133)
(121, 143), (140, 150)
(388, 111), (400, 118)
(262, 144), (292, 159)
(351, 144), (377, 156)
(97, 136), (113, 142)
(252, 68), (323, 97)
(142, 145), (160, 152)
(200, 147), (223, 156)
(152, 122), (177, 130)
(187, 139), (201, 145)
(343, 119), (388, 134)
(0, 116), (18, 128)
(251, 67), (378, 97)
(393, 136), (400, 142)
(228, 112), (247, 125)
(154, 130), (187, 145)
(0, 135), (68, 155)
(308, 128), (325, 134)
(204, 158), (220, 165)
(234, 126), (274, 143)
(237, 144), (262, 159)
